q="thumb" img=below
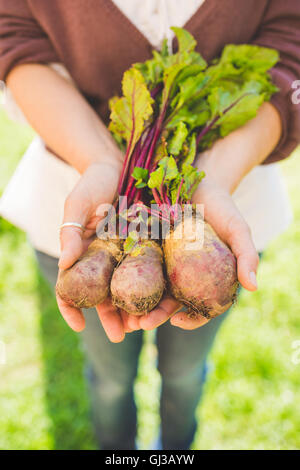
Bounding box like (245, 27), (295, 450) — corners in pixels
(59, 197), (87, 270)
(226, 215), (259, 291)
(59, 228), (84, 270)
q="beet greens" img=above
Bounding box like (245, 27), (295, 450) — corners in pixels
(109, 27), (278, 237)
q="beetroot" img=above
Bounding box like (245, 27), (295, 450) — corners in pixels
(164, 214), (238, 319)
(56, 238), (122, 309)
(111, 240), (165, 315)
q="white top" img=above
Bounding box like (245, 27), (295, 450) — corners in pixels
(0, 0), (292, 258)
(113, 0), (205, 50)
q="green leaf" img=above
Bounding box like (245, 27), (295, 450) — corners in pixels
(108, 95), (119, 111)
(154, 137), (169, 163)
(159, 156), (179, 181)
(132, 166), (149, 188)
(132, 167), (149, 181)
(161, 38), (169, 57)
(182, 133), (197, 166)
(167, 163), (204, 205)
(207, 87), (233, 117)
(148, 166), (164, 189)
(172, 73), (209, 110)
(220, 44), (279, 73)
(170, 178), (182, 205)
(136, 182), (147, 189)
(134, 58), (164, 86)
(188, 51), (207, 69)
(218, 93), (264, 136)
(167, 105), (210, 130)
(109, 68), (153, 157)
(176, 64), (207, 83)
(168, 122), (188, 155)
(171, 27), (197, 55)
(148, 156), (179, 189)
(162, 62), (187, 104)
(124, 231), (139, 254)
(181, 164), (205, 200)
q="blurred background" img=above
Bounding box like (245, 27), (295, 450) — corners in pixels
(0, 105), (299, 450)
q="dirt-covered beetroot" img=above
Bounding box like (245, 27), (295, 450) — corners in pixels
(163, 214), (238, 319)
(56, 238), (122, 309)
(111, 240), (165, 315)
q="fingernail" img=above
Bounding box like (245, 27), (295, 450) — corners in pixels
(249, 271), (257, 289)
(170, 317), (179, 326)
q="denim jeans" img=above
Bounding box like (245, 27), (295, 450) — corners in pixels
(35, 249), (232, 450)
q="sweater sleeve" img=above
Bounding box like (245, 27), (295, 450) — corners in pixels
(251, 0), (300, 163)
(0, 0), (58, 81)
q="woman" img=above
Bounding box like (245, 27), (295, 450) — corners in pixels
(0, 0), (299, 450)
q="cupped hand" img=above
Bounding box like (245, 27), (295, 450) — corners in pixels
(170, 102), (283, 330)
(58, 161), (121, 270)
(56, 160), (126, 340)
(56, 159), (181, 341)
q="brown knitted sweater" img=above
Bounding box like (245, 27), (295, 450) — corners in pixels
(0, 0), (299, 163)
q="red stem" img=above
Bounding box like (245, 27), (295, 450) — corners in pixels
(196, 116), (219, 146)
(124, 104), (167, 208)
(118, 137), (135, 195)
(144, 104), (167, 171)
(122, 125), (156, 209)
(175, 178), (184, 206)
(128, 140), (141, 180)
(151, 82), (163, 99)
(152, 188), (163, 206)
(138, 204), (170, 222)
(117, 82), (139, 195)
(174, 178), (184, 220)
(118, 90), (170, 220)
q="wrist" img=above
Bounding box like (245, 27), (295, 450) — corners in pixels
(85, 158), (122, 179)
(195, 102), (282, 194)
(195, 145), (236, 194)
(79, 146), (123, 175)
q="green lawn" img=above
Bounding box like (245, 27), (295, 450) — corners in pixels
(0, 108), (299, 450)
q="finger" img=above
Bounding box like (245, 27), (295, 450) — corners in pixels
(59, 195), (88, 270)
(82, 235), (97, 253)
(139, 297), (181, 331)
(126, 314), (142, 331)
(226, 216), (259, 291)
(120, 311), (135, 333)
(82, 228), (96, 240)
(59, 227), (84, 270)
(170, 310), (209, 330)
(96, 299), (125, 343)
(56, 294), (86, 332)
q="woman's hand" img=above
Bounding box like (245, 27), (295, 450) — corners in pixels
(56, 158), (180, 341)
(140, 177), (260, 332)
(170, 102), (282, 330)
(58, 161), (121, 269)
(56, 160), (126, 337)
(169, 179), (259, 329)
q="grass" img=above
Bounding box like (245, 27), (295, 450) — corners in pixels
(0, 108), (299, 450)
